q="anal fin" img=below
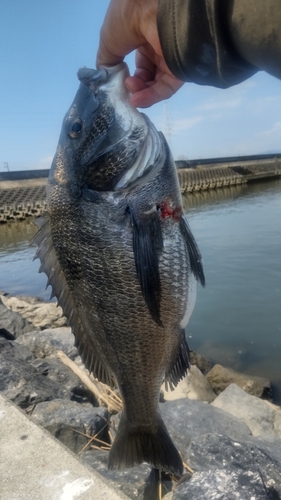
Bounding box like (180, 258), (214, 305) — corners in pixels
(164, 331), (190, 390)
(179, 216), (205, 287)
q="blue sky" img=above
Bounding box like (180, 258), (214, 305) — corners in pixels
(1, 0), (280, 171)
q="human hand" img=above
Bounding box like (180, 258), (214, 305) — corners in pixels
(96, 0), (184, 108)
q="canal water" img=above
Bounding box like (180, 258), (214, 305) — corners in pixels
(0, 179), (281, 402)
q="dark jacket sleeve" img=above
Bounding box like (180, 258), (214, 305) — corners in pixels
(157, 0), (281, 88)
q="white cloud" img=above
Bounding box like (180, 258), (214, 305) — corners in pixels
(37, 155), (53, 168)
(195, 79), (256, 114)
(235, 122), (281, 155)
(257, 121), (281, 137)
(172, 116), (203, 133)
(197, 97), (242, 111)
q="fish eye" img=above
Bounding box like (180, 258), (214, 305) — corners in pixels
(69, 119), (82, 138)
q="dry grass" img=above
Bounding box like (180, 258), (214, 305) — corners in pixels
(57, 350), (122, 412)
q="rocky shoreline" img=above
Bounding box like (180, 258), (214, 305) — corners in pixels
(1, 292), (281, 499)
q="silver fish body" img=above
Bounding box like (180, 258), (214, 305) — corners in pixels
(34, 63), (205, 475)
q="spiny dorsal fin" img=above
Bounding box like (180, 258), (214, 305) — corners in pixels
(179, 216), (205, 287)
(32, 216), (116, 388)
(128, 207), (163, 327)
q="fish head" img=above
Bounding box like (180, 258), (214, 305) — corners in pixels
(48, 63), (164, 196)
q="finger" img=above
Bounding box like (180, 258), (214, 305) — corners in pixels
(96, 0), (145, 68)
(130, 86), (165, 108)
(96, 44), (124, 68)
(133, 48), (158, 81)
(96, 29), (139, 68)
(129, 76), (184, 108)
(125, 75), (151, 93)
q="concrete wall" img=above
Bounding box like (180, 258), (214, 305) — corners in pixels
(1, 157), (281, 222)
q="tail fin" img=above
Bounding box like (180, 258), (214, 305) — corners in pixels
(108, 412), (183, 476)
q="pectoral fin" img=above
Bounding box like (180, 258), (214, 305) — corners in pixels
(129, 208), (163, 326)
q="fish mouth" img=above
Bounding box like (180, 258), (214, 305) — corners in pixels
(78, 63), (130, 96)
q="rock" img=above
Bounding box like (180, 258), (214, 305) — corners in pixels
(189, 350), (212, 374)
(160, 399), (252, 457)
(15, 327), (77, 359)
(172, 433), (281, 499)
(162, 365), (216, 403)
(162, 494), (173, 500)
(173, 469), (273, 500)
(206, 363), (272, 399)
(212, 383), (281, 438)
(0, 297), (35, 339)
(31, 400), (108, 453)
(81, 397), (281, 500)
(81, 449), (153, 500)
(161, 398), (281, 499)
(15, 295), (44, 304)
(0, 294), (67, 330)
(0, 337), (63, 408)
(31, 357), (98, 406)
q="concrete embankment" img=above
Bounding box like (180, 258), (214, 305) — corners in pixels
(0, 170), (48, 223)
(0, 395), (129, 500)
(177, 155), (281, 193)
(1, 155), (281, 223)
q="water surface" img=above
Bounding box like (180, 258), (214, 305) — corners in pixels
(0, 179), (280, 401)
(184, 179), (281, 403)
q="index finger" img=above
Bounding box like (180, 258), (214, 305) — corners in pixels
(126, 74), (184, 108)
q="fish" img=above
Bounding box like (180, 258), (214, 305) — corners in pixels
(33, 62), (205, 476)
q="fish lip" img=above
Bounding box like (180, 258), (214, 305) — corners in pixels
(77, 63), (130, 92)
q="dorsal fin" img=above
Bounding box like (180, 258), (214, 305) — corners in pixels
(32, 216), (116, 388)
(179, 216), (205, 287)
(128, 208), (163, 327)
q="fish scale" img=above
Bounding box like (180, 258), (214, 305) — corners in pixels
(33, 62), (205, 476)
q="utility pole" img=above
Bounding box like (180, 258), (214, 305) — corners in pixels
(163, 101), (173, 150)
(3, 162), (9, 171)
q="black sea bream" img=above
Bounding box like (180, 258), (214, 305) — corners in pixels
(34, 63), (205, 475)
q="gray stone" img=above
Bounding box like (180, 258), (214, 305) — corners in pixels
(206, 363), (272, 399)
(1, 294), (67, 330)
(15, 327), (77, 359)
(31, 400), (108, 453)
(162, 494), (173, 500)
(0, 337), (63, 408)
(162, 365), (216, 403)
(81, 449), (154, 500)
(173, 469), (270, 500)
(31, 357), (99, 405)
(160, 399), (251, 459)
(189, 350), (212, 374)
(14, 295), (44, 304)
(212, 383), (281, 438)
(172, 433), (281, 499)
(84, 399), (281, 500)
(0, 297), (35, 339)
